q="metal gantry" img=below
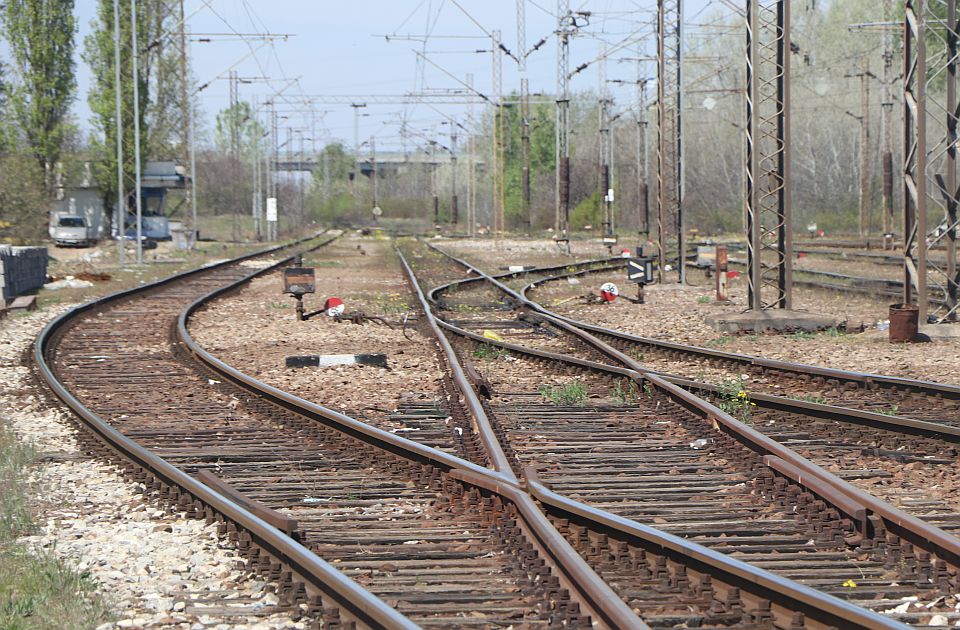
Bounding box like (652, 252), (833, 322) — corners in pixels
(657, 0), (683, 283)
(904, 0), (960, 323)
(745, 0), (792, 310)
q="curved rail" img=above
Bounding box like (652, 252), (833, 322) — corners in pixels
(180, 246), (645, 629)
(178, 239), (907, 628)
(400, 244), (909, 629)
(34, 236), (418, 630)
(424, 241), (960, 574)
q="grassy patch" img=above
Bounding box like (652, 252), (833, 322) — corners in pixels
(611, 379), (641, 405)
(0, 426), (111, 628)
(472, 344), (510, 360)
(706, 336), (733, 347)
(715, 378), (756, 424)
(539, 381), (588, 406)
(373, 293), (410, 314)
(790, 330), (815, 340)
(696, 295), (710, 304)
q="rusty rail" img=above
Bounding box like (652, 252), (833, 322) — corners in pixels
(179, 245), (646, 630)
(178, 239), (905, 628)
(522, 469), (901, 630)
(522, 265), (960, 399)
(425, 240), (960, 573)
(34, 235), (421, 630)
(402, 242), (908, 629)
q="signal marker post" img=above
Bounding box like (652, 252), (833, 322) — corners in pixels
(266, 197), (278, 241)
(627, 256), (653, 304)
(716, 244), (730, 303)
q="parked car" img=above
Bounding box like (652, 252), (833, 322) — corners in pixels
(51, 215), (96, 247)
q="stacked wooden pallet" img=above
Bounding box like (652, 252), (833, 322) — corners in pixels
(0, 246), (48, 301)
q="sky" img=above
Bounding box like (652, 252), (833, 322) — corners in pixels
(71, 0), (724, 154)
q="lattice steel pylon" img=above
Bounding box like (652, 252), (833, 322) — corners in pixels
(904, 0), (960, 323)
(657, 0), (684, 283)
(745, 0), (792, 310)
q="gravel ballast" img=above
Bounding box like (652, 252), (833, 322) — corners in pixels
(1, 307), (310, 629)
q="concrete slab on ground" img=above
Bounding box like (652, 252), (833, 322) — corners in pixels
(919, 323), (960, 339)
(705, 309), (839, 334)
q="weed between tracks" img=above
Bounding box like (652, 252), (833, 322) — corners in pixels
(611, 379), (641, 405)
(715, 378), (756, 424)
(0, 425), (110, 628)
(539, 381), (588, 406)
(473, 344), (510, 360)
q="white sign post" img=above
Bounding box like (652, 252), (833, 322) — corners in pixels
(266, 197), (278, 240)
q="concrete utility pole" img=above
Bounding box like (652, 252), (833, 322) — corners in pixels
(467, 73), (476, 237)
(113, 0), (125, 265)
(745, 0), (792, 310)
(130, 0), (144, 265)
(450, 122), (459, 225)
(599, 50), (614, 243)
(521, 78), (532, 231)
(881, 0), (896, 237)
(229, 70), (240, 241)
(556, 0), (572, 239)
(657, 0), (684, 283)
(859, 59), (872, 238)
(492, 29), (505, 236)
(351, 102), (366, 210)
(431, 135), (439, 224)
(178, 0), (194, 248)
(370, 136), (378, 215)
(637, 68), (650, 236)
(846, 59), (875, 238)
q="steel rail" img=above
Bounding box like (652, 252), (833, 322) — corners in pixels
(34, 235), (419, 629)
(432, 311), (960, 444)
(397, 246), (517, 479)
(425, 256), (626, 305)
(180, 240), (906, 629)
(401, 244), (908, 629)
(424, 241), (960, 573)
(180, 247), (646, 630)
(520, 266), (960, 399)
(472, 263), (960, 442)
(521, 469), (904, 630)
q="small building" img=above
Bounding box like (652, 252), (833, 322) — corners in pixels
(49, 161), (189, 244)
(50, 163), (106, 244)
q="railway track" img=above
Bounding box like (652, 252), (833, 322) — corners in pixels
(404, 239), (960, 626)
(175, 235), (906, 628)
(35, 233), (652, 628)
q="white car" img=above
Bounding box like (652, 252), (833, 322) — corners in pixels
(52, 215), (95, 247)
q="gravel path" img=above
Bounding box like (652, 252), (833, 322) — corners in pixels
(1, 308), (311, 629)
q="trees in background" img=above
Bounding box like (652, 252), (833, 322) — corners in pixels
(83, 0), (187, 217)
(1, 0), (77, 178)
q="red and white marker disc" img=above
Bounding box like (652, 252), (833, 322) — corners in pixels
(599, 282), (619, 303)
(324, 297), (345, 317)
(620, 248), (631, 258)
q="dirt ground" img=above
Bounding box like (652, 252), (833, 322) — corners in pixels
(31, 239), (267, 311)
(189, 236), (455, 441)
